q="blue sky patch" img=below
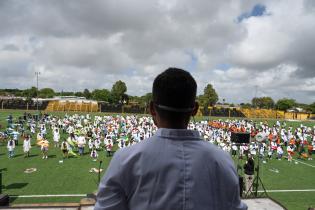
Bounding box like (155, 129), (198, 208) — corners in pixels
(185, 51), (198, 72)
(215, 63), (231, 71)
(237, 4), (266, 22)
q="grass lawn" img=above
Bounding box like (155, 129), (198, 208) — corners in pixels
(0, 109), (315, 209)
(251, 158), (315, 210)
(0, 129), (110, 203)
(0, 110), (112, 204)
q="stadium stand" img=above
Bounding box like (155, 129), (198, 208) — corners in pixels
(241, 108), (312, 120)
(45, 100), (98, 112)
(44, 96), (98, 112)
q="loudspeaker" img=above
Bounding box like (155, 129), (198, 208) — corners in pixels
(231, 132), (250, 144)
(0, 194), (9, 206)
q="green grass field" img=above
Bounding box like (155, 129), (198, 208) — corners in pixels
(0, 110), (315, 209)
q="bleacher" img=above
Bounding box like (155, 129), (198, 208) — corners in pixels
(240, 108), (285, 119)
(45, 101), (98, 112)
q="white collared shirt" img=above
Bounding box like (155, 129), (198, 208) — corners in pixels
(95, 128), (247, 210)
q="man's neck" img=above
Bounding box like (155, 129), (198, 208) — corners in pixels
(157, 121), (188, 129)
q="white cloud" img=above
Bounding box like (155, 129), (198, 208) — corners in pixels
(0, 0), (314, 104)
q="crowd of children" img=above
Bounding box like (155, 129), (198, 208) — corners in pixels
(4, 114), (155, 160)
(3, 113), (315, 163)
(199, 119), (315, 162)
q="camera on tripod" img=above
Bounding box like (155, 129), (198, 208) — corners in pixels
(230, 132), (268, 198)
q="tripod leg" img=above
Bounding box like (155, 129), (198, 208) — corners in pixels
(258, 176), (268, 197)
(244, 176), (256, 198)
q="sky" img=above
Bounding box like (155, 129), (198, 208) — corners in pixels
(0, 0), (315, 104)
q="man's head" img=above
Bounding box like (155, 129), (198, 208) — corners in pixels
(150, 67), (198, 128)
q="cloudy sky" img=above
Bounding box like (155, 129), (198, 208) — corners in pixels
(0, 0), (315, 104)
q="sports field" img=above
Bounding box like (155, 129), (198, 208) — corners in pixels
(0, 110), (315, 210)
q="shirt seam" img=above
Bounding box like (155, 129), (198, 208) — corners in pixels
(182, 143), (186, 210)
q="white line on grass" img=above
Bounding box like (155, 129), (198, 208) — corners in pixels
(292, 158), (315, 168)
(258, 189), (315, 193)
(10, 194), (87, 198)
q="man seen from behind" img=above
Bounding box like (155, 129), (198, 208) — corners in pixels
(95, 67), (247, 210)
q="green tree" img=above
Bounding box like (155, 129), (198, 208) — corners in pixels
(91, 89), (111, 102)
(0, 90), (5, 96)
(15, 91), (23, 97)
(276, 98), (296, 111)
(111, 80), (127, 104)
(309, 102), (315, 114)
(129, 95), (140, 103)
(75, 92), (84, 97)
(22, 87), (37, 99)
(143, 92), (152, 105)
(240, 103), (252, 108)
(83, 88), (92, 99)
(198, 84), (218, 107)
(133, 93), (153, 106)
(252, 97), (274, 109)
(39, 88), (55, 98)
(2, 88), (22, 96)
(296, 103), (311, 112)
(56, 91), (75, 96)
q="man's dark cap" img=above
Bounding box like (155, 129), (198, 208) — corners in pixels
(152, 67), (197, 112)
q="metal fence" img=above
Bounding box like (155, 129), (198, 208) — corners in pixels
(1, 99), (250, 118)
(0, 99), (48, 110)
(201, 107), (246, 118)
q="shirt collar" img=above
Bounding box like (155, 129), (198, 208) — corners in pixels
(155, 128), (201, 141)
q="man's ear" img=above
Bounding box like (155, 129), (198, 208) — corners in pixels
(191, 101), (199, 116)
(149, 101), (156, 116)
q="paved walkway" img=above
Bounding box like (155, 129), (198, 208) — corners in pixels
(243, 198), (286, 210)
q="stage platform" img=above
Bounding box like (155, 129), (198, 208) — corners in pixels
(0, 198), (287, 210)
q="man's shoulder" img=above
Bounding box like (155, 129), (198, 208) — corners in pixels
(197, 140), (230, 156)
(116, 137), (155, 156)
(185, 140), (233, 170)
(119, 137), (153, 154)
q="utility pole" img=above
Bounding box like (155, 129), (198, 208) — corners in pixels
(35, 72), (40, 113)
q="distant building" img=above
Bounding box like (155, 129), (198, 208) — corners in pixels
(45, 96), (98, 112)
(286, 107), (308, 113)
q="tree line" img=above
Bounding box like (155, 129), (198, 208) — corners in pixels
(0, 82), (219, 108)
(0, 80), (129, 105)
(242, 97), (315, 113)
(0, 81), (315, 113)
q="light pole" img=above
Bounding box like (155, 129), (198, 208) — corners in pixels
(35, 72), (40, 113)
